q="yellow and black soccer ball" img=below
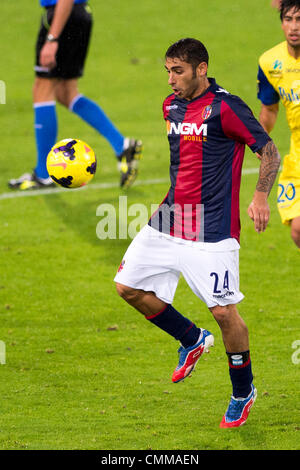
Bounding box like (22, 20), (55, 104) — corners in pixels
(47, 138), (97, 188)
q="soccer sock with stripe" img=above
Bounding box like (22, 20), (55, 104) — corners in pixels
(34, 101), (57, 179)
(227, 350), (253, 398)
(145, 304), (201, 348)
(69, 95), (124, 157)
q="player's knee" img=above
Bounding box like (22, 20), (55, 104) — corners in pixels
(291, 225), (300, 248)
(209, 304), (247, 331)
(32, 77), (44, 94)
(55, 84), (69, 107)
(33, 77), (56, 102)
(210, 305), (231, 328)
(55, 80), (79, 108)
(115, 282), (127, 298)
(115, 282), (138, 302)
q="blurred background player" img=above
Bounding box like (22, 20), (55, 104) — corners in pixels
(9, 0), (142, 191)
(258, 0), (300, 248)
(271, 0), (281, 9)
(115, 38), (280, 428)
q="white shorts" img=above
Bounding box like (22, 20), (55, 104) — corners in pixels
(114, 225), (244, 308)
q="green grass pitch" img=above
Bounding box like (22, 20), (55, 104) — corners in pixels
(0, 0), (299, 450)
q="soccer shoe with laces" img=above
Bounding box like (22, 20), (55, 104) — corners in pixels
(172, 329), (214, 383)
(220, 384), (257, 428)
(118, 138), (143, 189)
(8, 171), (55, 190)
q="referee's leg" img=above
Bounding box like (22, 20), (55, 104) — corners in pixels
(32, 77), (58, 179)
(33, 76), (57, 103)
(55, 78), (79, 107)
(56, 78), (125, 158)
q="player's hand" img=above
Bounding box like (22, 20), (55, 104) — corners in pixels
(40, 42), (58, 70)
(255, 152), (262, 160)
(247, 192), (270, 233)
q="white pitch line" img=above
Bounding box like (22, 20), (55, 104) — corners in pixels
(0, 178), (169, 201)
(0, 168), (260, 201)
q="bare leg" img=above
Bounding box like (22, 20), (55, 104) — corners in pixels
(291, 216), (300, 248)
(209, 304), (249, 352)
(33, 76), (58, 103)
(55, 78), (80, 108)
(115, 283), (167, 316)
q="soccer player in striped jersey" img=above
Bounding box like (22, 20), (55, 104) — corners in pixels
(258, 0), (300, 248)
(115, 38), (281, 428)
(8, 0), (142, 191)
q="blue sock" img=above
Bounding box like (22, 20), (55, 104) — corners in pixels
(70, 95), (124, 156)
(34, 101), (57, 179)
(146, 304), (201, 348)
(227, 351), (253, 398)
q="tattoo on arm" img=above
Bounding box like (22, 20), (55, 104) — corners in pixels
(256, 140), (281, 194)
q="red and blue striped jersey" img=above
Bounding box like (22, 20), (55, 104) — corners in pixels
(149, 78), (270, 243)
(40, 0), (86, 6)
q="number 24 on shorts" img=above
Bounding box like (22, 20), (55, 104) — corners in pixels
(210, 271), (229, 294)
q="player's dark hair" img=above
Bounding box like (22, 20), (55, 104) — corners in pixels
(165, 38), (209, 73)
(280, 0), (300, 20)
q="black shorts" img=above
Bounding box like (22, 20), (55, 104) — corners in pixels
(35, 3), (93, 79)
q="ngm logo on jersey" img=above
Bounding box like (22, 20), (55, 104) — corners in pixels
(167, 120), (207, 142)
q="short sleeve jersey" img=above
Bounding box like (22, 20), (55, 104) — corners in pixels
(149, 78), (270, 244)
(258, 41), (300, 157)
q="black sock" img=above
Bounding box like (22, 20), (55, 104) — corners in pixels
(146, 304), (200, 348)
(227, 350), (253, 398)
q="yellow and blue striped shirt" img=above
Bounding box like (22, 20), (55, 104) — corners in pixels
(258, 41), (300, 160)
